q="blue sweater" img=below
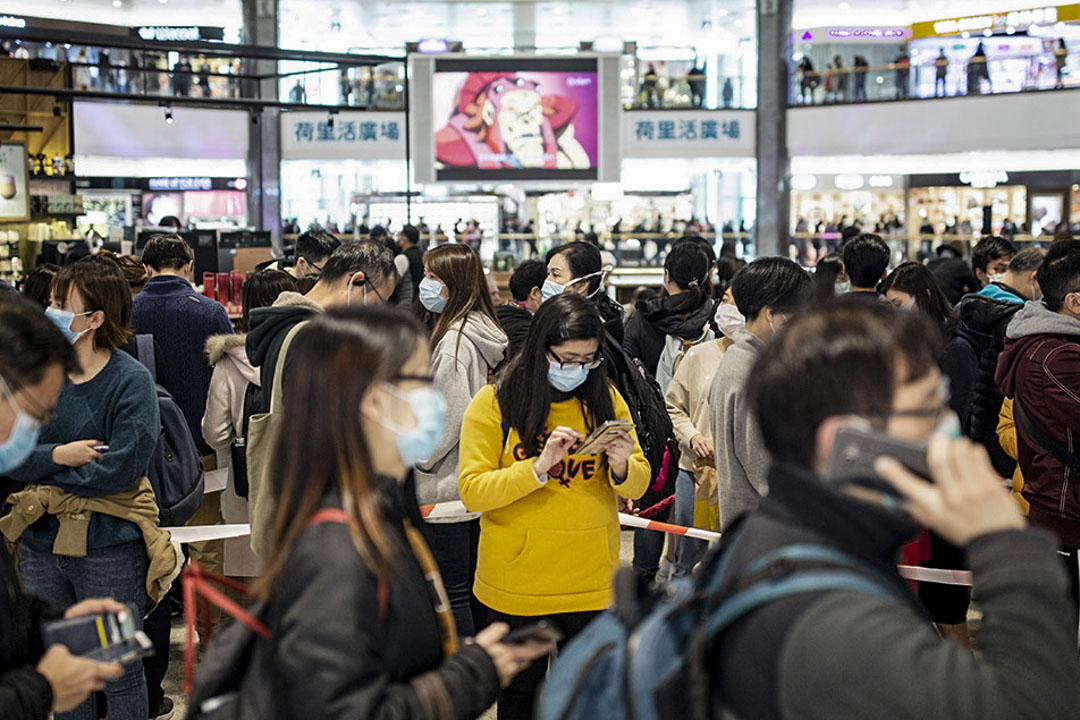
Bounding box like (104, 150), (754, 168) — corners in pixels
(10, 350), (161, 551)
(132, 275), (233, 455)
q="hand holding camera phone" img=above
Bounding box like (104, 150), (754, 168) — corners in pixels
(41, 604), (154, 665)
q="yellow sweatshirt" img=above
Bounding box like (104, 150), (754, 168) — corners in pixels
(458, 384), (650, 616)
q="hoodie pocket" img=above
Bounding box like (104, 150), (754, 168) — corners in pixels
(504, 527), (613, 597)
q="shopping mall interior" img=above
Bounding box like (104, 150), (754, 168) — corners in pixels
(0, 0), (1075, 294)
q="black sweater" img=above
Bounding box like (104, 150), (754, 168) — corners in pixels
(257, 478), (500, 720)
(0, 543), (56, 720)
(711, 463), (1080, 720)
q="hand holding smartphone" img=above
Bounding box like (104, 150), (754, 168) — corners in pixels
(42, 605), (154, 665)
(500, 620), (564, 646)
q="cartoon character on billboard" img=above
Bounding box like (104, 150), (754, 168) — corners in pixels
(436, 72), (591, 170)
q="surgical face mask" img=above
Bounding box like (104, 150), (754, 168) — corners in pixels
(346, 274), (385, 306)
(541, 269), (605, 304)
(933, 410), (962, 439)
(377, 384), (447, 468)
(548, 361), (590, 393)
(418, 277), (449, 314)
(767, 312), (787, 337)
(0, 375), (42, 475)
(988, 273), (1006, 285)
(834, 281), (851, 295)
(900, 296), (917, 311)
(45, 307), (92, 345)
(714, 303), (746, 338)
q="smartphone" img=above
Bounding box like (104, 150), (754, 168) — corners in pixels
(575, 419), (632, 456)
(41, 606), (155, 665)
(823, 426), (932, 496)
(92, 445), (109, 454)
(501, 621), (563, 646)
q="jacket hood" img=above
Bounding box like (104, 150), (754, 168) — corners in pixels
(205, 333), (261, 386)
(246, 292), (323, 368)
(977, 282), (1025, 305)
(956, 292), (1022, 337)
(637, 293), (716, 339)
(1006, 301), (1080, 341)
(446, 312), (508, 368)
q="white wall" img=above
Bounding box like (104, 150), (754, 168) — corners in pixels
(73, 102), (250, 160)
(788, 91), (1080, 157)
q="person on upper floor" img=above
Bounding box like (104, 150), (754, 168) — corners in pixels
(457, 292), (648, 720)
(709, 258), (811, 531)
(132, 234), (232, 459)
(841, 233), (890, 299)
(996, 239), (1080, 630)
(233, 306), (552, 720)
(0, 296), (128, 720)
(543, 242), (623, 343)
(709, 299), (1080, 720)
(8, 259), (161, 720)
(624, 240), (715, 388)
(495, 259), (546, 360)
(246, 241), (397, 413)
(957, 245), (1044, 478)
(415, 244), (508, 639)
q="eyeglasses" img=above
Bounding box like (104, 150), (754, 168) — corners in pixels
(886, 375), (951, 421)
(392, 374), (435, 384)
(547, 349), (603, 371)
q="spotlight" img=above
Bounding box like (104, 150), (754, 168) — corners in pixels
(163, 104), (173, 124)
(53, 104), (62, 117)
(327, 109), (338, 131)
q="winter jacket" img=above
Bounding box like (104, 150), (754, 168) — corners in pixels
(255, 480), (501, 720)
(202, 333), (263, 576)
(710, 461), (1080, 720)
(708, 329), (769, 530)
(665, 339), (728, 472)
(0, 542), (57, 720)
(458, 384), (649, 615)
(956, 287), (1024, 476)
(245, 291), (323, 413)
(623, 292), (716, 378)
(391, 254), (415, 309)
(596, 293), (625, 345)
(996, 302), (1080, 547)
(415, 312), (507, 515)
(941, 326), (979, 428)
(495, 302), (533, 360)
(996, 397), (1029, 515)
(132, 275), (234, 455)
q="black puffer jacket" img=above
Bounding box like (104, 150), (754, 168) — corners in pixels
(956, 292), (1024, 476)
(255, 476), (500, 720)
(0, 543), (56, 720)
(623, 292), (716, 377)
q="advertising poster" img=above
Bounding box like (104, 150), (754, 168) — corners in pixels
(0, 142), (29, 222)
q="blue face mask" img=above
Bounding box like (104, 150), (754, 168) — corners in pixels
(548, 361), (590, 393)
(45, 307), (92, 345)
(0, 376), (42, 475)
(541, 269), (606, 304)
(379, 384), (447, 467)
(418, 277), (449, 314)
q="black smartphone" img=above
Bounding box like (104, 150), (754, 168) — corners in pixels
(823, 426), (932, 496)
(501, 621), (563, 646)
(41, 605), (154, 665)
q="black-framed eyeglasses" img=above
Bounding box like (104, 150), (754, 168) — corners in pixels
(886, 375), (951, 421)
(547, 349), (604, 371)
(392, 374), (435, 384)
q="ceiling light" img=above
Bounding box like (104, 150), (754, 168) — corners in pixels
(839, 2), (850, 9)
(161, 103), (173, 124)
(111, 0), (122, 7)
(477, 7), (488, 16)
(553, 6), (567, 16)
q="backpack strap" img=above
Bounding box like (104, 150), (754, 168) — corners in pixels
(1014, 398), (1080, 475)
(269, 322), (307, 415)
(135, 334), (157, 383)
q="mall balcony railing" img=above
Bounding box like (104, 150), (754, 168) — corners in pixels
(789, 231), (1076, 266)
(790, 48), (1079, 107)
(625, 72), (754, 110)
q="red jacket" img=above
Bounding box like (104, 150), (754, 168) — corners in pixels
(996, 302), (1080, 546)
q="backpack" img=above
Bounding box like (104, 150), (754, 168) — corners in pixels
(603, 336), (680, 510)
(229, 383), (263, 500)
(537, 532), (904, 720)
(134, 335), (206, 527)
(655, 327), (715, 394)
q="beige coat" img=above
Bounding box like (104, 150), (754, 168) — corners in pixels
(202, 333), (262, 576)
(665, 339), (728, 472)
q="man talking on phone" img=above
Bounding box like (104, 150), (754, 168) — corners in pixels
(707, 299), (1080, 719)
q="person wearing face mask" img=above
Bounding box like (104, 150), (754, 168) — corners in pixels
(708, 257), (812, 531)
(0, 296), (132, 720)
(235, 306), (552, 720)
(707, 301), (1080, 720)
(663, 288), (741, 579)
(415, 244), (508, 639)
(956, 247), (1046, 479)
(543, 242), (623, 343)
(882, 262), (980, 645)
(458, 293), (649, 720)
(6, 260), (162, 720)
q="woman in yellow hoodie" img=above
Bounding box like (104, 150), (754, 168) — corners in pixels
(458, 292), (649, 720)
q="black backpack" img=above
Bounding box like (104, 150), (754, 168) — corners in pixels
(229, 383), (263, 500)
(135, 335), (206, 527)
(602, 334), (680, 510)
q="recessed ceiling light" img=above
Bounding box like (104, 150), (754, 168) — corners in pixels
(112, 0), (122, 6)
(477, 7), (488, 16)
(839, 2), (850, 9)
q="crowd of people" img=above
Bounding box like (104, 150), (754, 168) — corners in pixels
(2, 227), (1080, 720)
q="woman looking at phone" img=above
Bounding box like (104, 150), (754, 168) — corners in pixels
(250, 307), (550, 720)
(458, 293), (649, 720)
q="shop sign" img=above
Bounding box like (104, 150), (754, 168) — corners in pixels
(133, 26), (226, 42)
(826, 27), (909, 40)
(622, 110), (755, 159)
(280, 111), (406, 160)
(417, 38), (450, 54)
(147, 177), (213, 191)
(0, 15), (26, 29)
(959, 170), (1008, 188)
(913, 4), (1080, 38)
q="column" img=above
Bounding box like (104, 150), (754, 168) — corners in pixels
(243, 0), (283, 254)
(754, 0), (793, 257)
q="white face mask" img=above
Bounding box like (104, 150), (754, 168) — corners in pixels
(541, 268), (606, 304)
(988, 273), (1006, 285)
(714, 303), (746, 338)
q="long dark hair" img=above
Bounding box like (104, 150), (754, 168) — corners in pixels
(256, 306), (426, 598)
(425, 244), (499, 357)
(811, 253), (846, 306)
(496, 293), (615, 457)
(662, 241), (712, 314)
(880, 261), (958, 338)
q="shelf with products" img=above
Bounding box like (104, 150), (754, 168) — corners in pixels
(0, 231), (22, 288)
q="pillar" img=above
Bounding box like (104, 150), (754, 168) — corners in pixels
(754, 0), (793, 257)
(243, 0), (283, 254)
